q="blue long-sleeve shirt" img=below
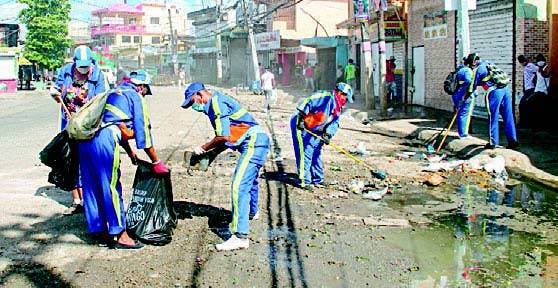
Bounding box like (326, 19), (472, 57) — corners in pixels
(453, 65), (474, 104)
(102, 82), (153, 149)
(200, 91), (260, 147)
(55, 61), (107, 103)
(295, 90), (344, 137)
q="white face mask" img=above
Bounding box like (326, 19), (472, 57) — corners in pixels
(76, 66), (89, 74)
(537, 61), (545, 67)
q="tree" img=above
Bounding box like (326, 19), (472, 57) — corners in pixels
(18, 0), (71, 70)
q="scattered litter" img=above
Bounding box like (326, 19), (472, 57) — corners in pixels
(354, 142), (369, 155)
(426, 145), (435, 154)
(423, 160), (464, 172)
(425, 154), (446, 163)
(424, 174), (444, 186)
(395, 153), (411, 159)
(348, 180), (365, 194)
(362, 186), (388, 200)
(402, 151), (416, 157)
(467, 154), (508, 186)
(330, 165), (342, 172)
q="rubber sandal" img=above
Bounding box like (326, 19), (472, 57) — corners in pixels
(113, 242), (144, 250)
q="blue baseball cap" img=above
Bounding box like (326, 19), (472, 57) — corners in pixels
(130, 70), (152, 95)
(181, 82), (205, 108)
(73, 45), (93, 67)
(336, 82), (353, 103)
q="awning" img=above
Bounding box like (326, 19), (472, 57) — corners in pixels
(17, 56), (32, 66)
(301, 36), (347, 49)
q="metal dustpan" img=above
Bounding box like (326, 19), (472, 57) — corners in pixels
(183, 146), (227, 171)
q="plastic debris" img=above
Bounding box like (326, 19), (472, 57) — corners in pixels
(355, 142), (369, 155)
(348, 180), (365, 194)
(362, 186), (388, 200)
(423, 160), (464, 172)
(424, 154), (446, 162)
(426, 144), (435, 154)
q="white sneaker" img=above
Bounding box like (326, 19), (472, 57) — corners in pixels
(250, 211), (260, 220)
(216, 235), (249, 251)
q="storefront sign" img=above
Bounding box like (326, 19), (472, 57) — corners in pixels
(255, 31), (280, 51)
(385, 21), (405, 41)
(424, 11), (448, 40)
(353, 0), (370, 22)
(280, 46), (302, 54)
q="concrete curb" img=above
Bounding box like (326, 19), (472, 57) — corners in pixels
(368, 118), (558, 190)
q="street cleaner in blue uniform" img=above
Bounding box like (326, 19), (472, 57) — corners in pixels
(181, 82), (270, 251)
(291, 82), (352, 189)
(466, 53), (519, 149)
(49, 45), (108, 215)
(452, 59), (475, 139)
(79, 70), (169, 250)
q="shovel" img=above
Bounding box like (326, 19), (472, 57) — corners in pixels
(303, 128), (387, 180)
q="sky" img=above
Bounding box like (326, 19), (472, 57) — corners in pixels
(0, 0), (207, 24)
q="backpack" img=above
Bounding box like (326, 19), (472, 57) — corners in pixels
(443, 71), (458, 95)
(66, 89), (117, 140)
(486, 63), (510, 87)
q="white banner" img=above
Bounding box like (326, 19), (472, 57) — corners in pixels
(255, 31), (280, 51)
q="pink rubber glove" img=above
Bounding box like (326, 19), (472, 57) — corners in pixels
(152, 160), (170, 175)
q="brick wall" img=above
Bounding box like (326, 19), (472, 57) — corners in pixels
(523, 19), (550, 61)
(408, 0), (455, 111)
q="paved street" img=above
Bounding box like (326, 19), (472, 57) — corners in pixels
(1, 86), (557, 287)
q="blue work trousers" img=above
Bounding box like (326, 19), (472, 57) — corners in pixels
(78, 126), (126, 235)
(485, 86), (517, 146)
(230, 132), (270, 237)
(452, 94), (475, 138)
(290, 116), (325, 187)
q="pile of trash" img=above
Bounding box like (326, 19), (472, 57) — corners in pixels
(333, 178), (397, 201)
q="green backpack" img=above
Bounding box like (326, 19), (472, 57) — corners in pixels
(486, 63), (510, 87)
(66, 89), (119, 140)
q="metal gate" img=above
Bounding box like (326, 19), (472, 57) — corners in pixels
(468, 0), (514, 109)
(412, 46), (425, 106)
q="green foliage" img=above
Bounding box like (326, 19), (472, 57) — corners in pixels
(18, 0), (72, 70)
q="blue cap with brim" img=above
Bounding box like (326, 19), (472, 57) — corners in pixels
(74, 45), (93, 67)
(130, 70), (152, 95)
(182, 82), (205, 108)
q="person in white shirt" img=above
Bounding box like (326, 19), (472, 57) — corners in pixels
(178, 68), (186, 87)
(534, 54), (550, 96)
(260, 67), (276, 111)
(517, 55), (539, 128)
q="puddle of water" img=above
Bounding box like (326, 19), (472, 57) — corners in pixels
(384, 181), (558, 287)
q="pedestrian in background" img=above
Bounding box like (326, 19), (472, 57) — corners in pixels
(344, 59), (356, 103)
(178, 68), (186, 87)
(181, 82), (270, 251)
(260, 67), (276, 111)
(49, 45), (108, 215)
(304, 64), (315, 92)
(79, 70), (169, 249)
(517, 55), (538, 128)
(386, 56), (397, 105)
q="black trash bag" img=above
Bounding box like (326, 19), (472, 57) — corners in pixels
(126, 160), (177, 245)
(38, 130), (78, 191)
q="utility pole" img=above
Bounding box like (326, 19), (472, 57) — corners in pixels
(360, 23), (373, 110)
(168, 8), (178, 75)
(377, 7), (387, 116)
(245, 0), (260, 87)
(457, 0), (470, 59)
(215, 0), (223, 81)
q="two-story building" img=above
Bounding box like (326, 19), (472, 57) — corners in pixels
(91, 2), (190, 75)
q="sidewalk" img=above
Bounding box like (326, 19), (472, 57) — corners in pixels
(338, 99), (558, 190)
